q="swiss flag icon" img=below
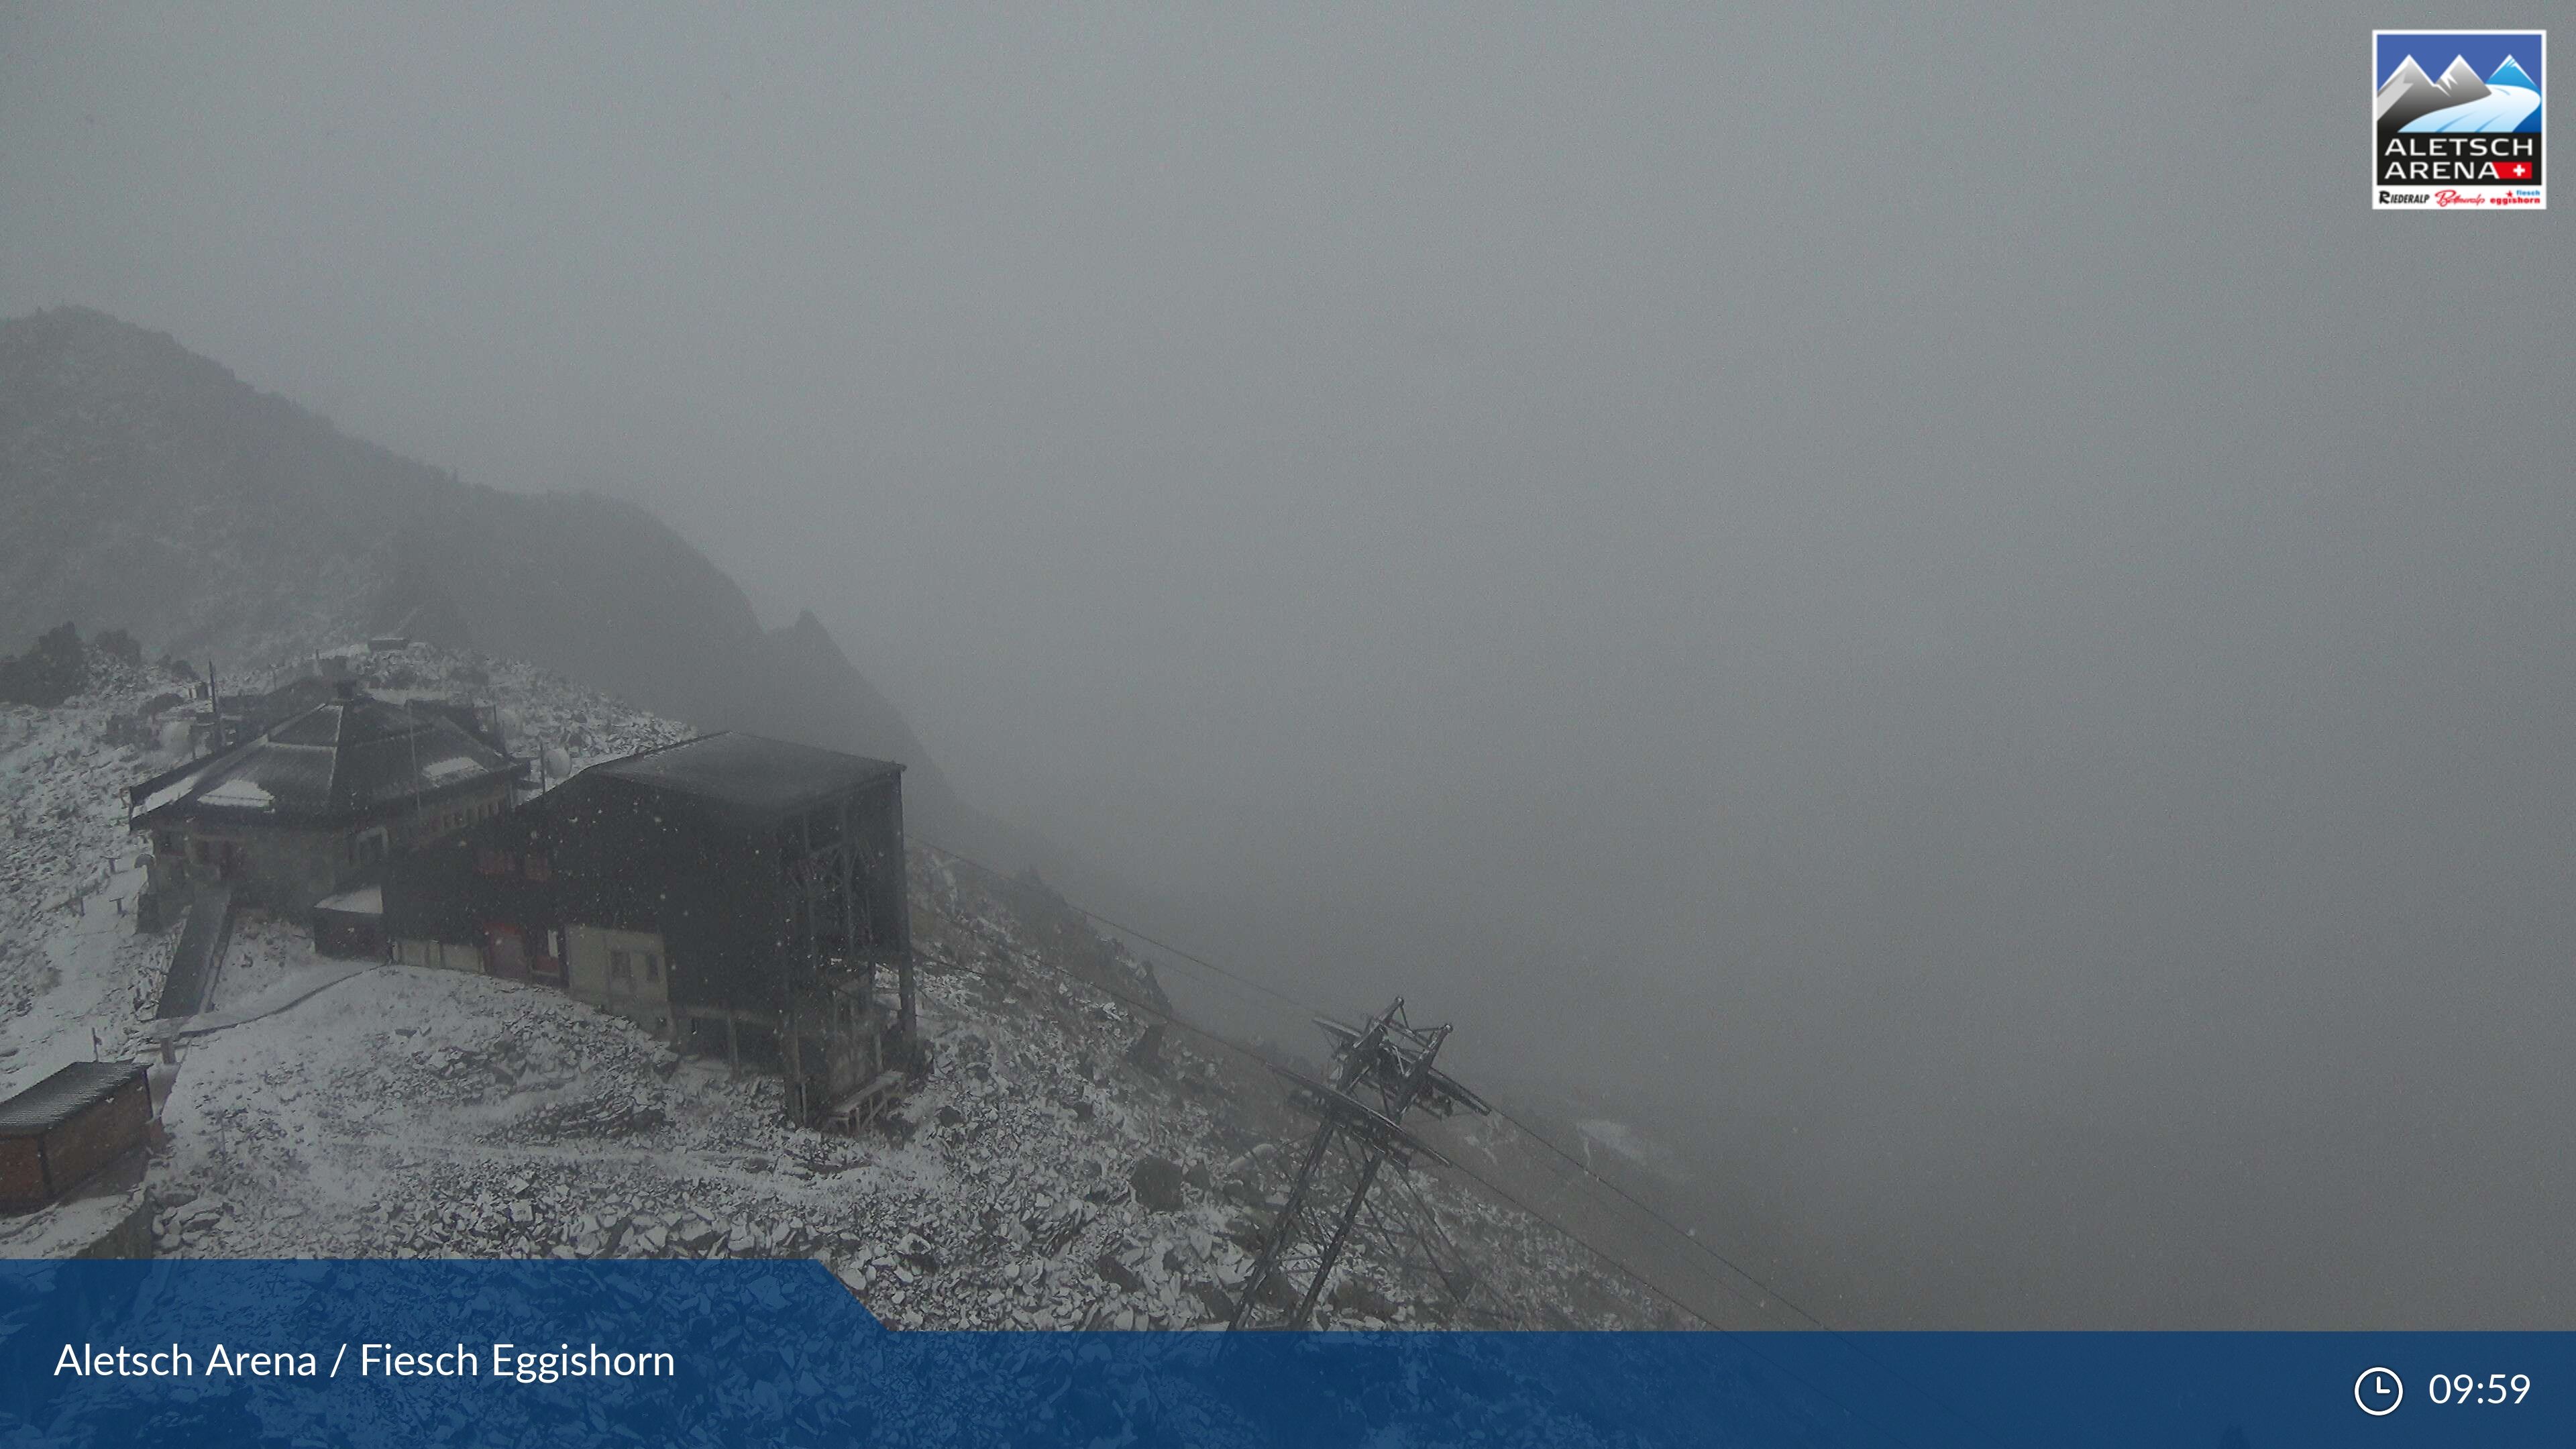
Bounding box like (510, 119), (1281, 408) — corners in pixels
(2496, 159), (2534, 180)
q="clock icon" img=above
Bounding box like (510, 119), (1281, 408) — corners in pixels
(2355, 1367), (2404, 1417)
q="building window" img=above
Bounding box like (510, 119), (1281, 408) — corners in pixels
(643, 953), (661, 983)
(525, 853), (551, 882)
(608, 950), (633, 992)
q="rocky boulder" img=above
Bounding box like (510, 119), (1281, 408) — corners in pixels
(1128, 1155), (1187, 1213)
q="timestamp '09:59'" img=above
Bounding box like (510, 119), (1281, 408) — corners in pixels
(2426, 1373), (2530, 1405)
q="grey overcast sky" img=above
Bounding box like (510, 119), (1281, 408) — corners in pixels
(4, 3), (2571, 1328)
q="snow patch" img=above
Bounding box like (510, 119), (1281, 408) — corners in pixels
(316, 884), (382, 915)
(1574, 1119), (1689, 1181)
(199, 777), (274, 809)
(140, 766), (213, 814)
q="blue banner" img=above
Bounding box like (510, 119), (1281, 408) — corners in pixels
(1, 1260), (2567, 1446)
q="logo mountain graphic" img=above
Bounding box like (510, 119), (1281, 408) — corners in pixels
(2377, 50), (2542, 136)
(2434, 55), (2491, 104)
(2490, 55), (2537, 91)
(2374, 55), (2437, 122)
(2373, 32), (2545, 209)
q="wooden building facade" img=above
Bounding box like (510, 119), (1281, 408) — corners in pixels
(381, 733), (915, 1126)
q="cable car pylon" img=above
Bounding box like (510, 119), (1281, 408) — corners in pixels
(1228, 998), (1491, 1330)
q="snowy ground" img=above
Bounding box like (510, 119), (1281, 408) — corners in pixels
(0, 651), (176, 1096)
(0, 641), (1669, 1331)
(204, 910), (335, 1010)
(138, 892), (1657, 1330)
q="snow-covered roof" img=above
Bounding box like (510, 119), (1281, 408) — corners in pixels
(129, 688), (518, 825)
(592, 732), (900, 819)
(137, 763), (215, 816)
(315, 884), (384, 916)
(199, 777), (276, 810)
(0, 1061), (146, 1136)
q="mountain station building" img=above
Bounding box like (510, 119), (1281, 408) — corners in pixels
(380, 733), (916, 1127)
(127, 682), (523, 916)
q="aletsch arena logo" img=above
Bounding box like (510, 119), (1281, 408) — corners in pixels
(2373, 30), (2546, 209)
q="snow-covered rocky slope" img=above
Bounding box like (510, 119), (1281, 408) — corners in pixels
(0, 642), (1670, 1330)
(0, 647), (174, 1087)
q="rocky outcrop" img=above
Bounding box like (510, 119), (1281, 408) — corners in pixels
(0, 308), (968, 833)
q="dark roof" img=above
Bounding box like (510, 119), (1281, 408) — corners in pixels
(226, 676), (341, 731)
(0, 1061), (146, 1136)
(130, 688), (518, 824)
(590, 733), (901, 818)
(403, 698), (507, 753)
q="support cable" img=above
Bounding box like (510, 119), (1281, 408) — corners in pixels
(916, 838), (1987, 1444)
(909, 857), (1935, 1449)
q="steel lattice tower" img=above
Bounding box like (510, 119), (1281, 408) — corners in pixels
(1228, 998), (1491, 1330)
